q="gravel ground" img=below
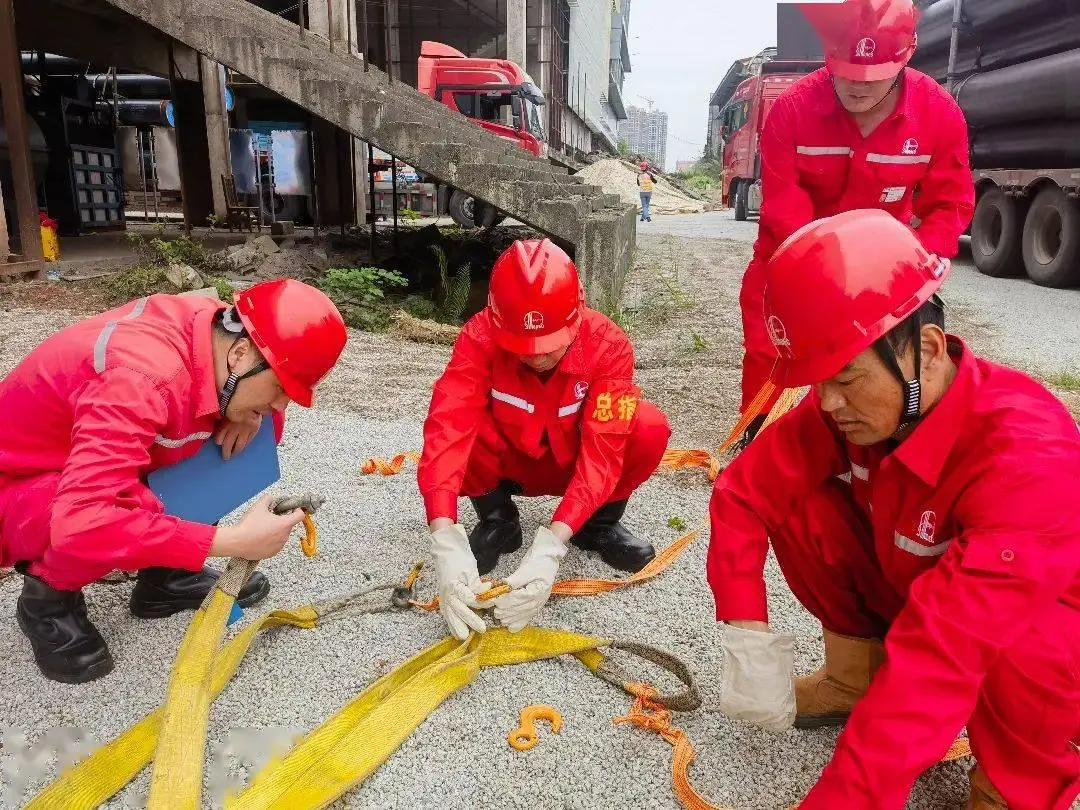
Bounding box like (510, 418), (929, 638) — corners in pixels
(0, 216), (1076, 808)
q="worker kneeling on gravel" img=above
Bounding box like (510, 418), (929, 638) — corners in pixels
(736, 0), (974, 448)
(0, 279), (347, 684)
(418, 238), (671, 640)
(708, 210), (1080, 809)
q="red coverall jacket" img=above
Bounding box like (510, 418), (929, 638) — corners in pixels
(418, 308), (646, 534)
(709, 339), (1080, 807)
(0, 294), (284, 590)
(741, 66), (976, 411)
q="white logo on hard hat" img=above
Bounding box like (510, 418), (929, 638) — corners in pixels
(523, 311), (545, 331)
(574, 381), (589, 401)
(902, 138), (919, 156)
(916, 510), (937, 544)
(767, 316), (791, 349)
(855, 38), (877, 59)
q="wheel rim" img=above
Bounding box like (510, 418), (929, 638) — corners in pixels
(462, 196), (475, 222)
(1033, 207), (1064, 266)
(975, 207), (1003, 256)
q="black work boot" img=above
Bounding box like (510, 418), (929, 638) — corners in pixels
(16, 573), (114, 684)
(129, 566), (270, 619)
(571, 500), (655, 573)
(468, 482), (523, 576)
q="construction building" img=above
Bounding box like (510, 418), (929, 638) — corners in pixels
(618, 104), (669, 170)
(0, 0), (637, 303)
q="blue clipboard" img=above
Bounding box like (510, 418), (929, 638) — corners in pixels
(147, 417), (281, 525)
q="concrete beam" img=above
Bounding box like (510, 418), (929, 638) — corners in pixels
(15, 0), (199, 77)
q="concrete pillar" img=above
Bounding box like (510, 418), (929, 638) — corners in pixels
(200, 56), (230, 217)
(308, 0), (368, 226)
(171, 78), (214, 229)
(507, 0), (527, 68)
(0, 0), (43, 272)
(307, 0), (353, 52)
(386, 0), (401, 81)
(0, 180), (9, 260)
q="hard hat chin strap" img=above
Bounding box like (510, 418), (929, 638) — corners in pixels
(218, 307), (270, 417)
(873, 311), (924, 433)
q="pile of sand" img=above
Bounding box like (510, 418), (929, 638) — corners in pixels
(575, 159), (706, 215)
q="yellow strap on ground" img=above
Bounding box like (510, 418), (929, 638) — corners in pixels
(147, 585), (235, 809)
(224, 627), (612, 810)
(24, 605), (319, 810)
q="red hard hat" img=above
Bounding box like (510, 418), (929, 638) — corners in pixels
(763, 209), (948, 388)
(799, 0), (919, 82)
(640, 162), (649, 170)
(233, 278), (348, 407)
(487, 239), (584, 355)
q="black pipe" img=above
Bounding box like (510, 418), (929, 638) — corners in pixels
(954, 48), (1080, 129)
(972, 120), (1080, 169)
(912, 13), (1080, 80)
(19, 52), (86, 73)
(916, 0), (1078, 54)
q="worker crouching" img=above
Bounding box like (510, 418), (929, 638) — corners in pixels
(708, 210), (1080, 809)
(418, 239), (671, 640)
(0, 279), (348, 683)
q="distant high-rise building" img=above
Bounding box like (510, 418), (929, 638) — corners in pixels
(619, 105), (668, 170)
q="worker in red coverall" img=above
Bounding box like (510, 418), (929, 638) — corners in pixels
(736, 0), (975, 447)
(709, 209), (1080, 810)
(418, 239), (671, 640)
(0, 279), (348, 683)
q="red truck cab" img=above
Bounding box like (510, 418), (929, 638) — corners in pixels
(720, 60), (821, 220)
(418, 41), (547, 159)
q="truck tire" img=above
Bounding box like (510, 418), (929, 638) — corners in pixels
(971, 188), (1027, 278)
(1021, 186), (1080, 288)
(734, 182), (748, 222)
(448, 190), (498, 229)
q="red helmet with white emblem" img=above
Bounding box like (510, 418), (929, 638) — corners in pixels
(762, 209), (949, 388)
(233, 278), (348, 407)
(487, 239), (584, 355)
(799, 0), (919, 82)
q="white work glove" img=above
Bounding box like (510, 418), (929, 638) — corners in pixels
(431, 524), (492, 641)
(717, 624), (797, 733)
(493, 526), (568, 632)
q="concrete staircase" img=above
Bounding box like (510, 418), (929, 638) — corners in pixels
(97, 0), (637, 309)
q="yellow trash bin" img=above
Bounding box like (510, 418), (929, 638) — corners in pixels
(39, 213), (60, 262)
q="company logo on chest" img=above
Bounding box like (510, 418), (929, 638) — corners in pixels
(894, 506), (954, 559)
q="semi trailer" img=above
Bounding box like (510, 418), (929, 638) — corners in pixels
(912, 0), (1080, 288)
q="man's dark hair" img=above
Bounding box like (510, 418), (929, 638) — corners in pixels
(879, 295), (945, 358)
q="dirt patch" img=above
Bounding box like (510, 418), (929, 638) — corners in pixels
(620, 233), (749, 451)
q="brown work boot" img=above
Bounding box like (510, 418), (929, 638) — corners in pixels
(965, 765), (1007, 809)
(793, 629), (885, 728)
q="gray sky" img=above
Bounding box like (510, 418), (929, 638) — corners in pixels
(622, 0), (784, 170)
